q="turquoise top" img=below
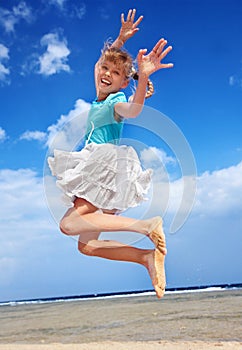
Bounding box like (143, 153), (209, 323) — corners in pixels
(85, 92), (127, 145)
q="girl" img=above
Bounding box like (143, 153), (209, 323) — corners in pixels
(48, 9), (173, 299)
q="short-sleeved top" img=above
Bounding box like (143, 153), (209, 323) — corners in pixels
(85, 92), (127, 145)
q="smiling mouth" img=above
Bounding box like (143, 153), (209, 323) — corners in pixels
(101, 78), (111, 86)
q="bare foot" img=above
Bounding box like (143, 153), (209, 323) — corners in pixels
(148, 216), (167, 255)
(144, 249), (166, 299)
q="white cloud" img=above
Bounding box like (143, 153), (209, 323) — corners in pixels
(17, 98), (90, 152)
(0, 44), (9, 60)
(48, 0), (67, 8)
(229, 59), (242, 90)
(0, 44), (10, 83)
(99, 7), (110, 20)
(46, 98), (90, 151)
(0, 169), (46, 221)
(139, 147), (180, 219)
(38, 32), (71, 76)
(229, 75), (235, 86)
(140, 149), (242, 232)
(141, 146), (176, 167)
(13, 1), (32, 19)
(47, 0), (86, 19)
(0, 168), (60, 293)
(20, 130), (47, 142)
(0, 1), (33, 33)
(73, 3), (86, 19)
(0, 126), (7, 142)
(194, 162), (242, 216)
(164, 161), (242, 231)
(229, 74), (242, 89)
(140, 147), (177, 183)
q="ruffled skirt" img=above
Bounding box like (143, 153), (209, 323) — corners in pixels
(48, 143), (152, 211)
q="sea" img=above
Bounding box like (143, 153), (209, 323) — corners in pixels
(1, 283), (241, 307)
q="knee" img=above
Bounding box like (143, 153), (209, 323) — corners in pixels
(78, 240), (96, 256)
(59, 218), (73, 235)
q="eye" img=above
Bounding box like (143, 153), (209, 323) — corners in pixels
(101, 65), (108, 70)
(113, 70), (120, 76)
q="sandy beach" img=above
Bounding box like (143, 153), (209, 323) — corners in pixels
(0, 289), (241, 349)
(0, 341), (242, 349)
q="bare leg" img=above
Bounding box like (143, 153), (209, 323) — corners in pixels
(78, 233), (166, 299)
(60, 198), (167, 254)
(60, 198), (167, 298)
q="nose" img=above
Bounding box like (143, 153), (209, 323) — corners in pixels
(104, 70), (111, 77)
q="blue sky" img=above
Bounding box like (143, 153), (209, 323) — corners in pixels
(0, 0), (242, 301)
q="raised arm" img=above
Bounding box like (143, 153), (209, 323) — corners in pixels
(112, 9), (143, 48)
(95, 9), (143, 94)
(114, 38), (174, 118)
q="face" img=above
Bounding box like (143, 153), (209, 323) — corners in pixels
(96, 59), (129, 98)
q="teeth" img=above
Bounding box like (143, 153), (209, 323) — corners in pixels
(101, 78), (111, 85)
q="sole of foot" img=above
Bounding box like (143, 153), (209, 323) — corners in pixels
(153, 248), (166, 299)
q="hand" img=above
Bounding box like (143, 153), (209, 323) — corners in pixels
(137, 38), (174, 77)
(119, 9), (143, 42)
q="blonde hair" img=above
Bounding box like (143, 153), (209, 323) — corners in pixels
(100, 43), (154, 99)
(100, 44), (133, 78)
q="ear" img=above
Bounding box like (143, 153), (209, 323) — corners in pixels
(121, 79), (129, 89)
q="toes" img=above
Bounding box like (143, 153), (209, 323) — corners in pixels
(159, 247), (167, 255)
(157, 243), (167, 255)
(155, 286), (165, 299)
(151, 234), (167, 255)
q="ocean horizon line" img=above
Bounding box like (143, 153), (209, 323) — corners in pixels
(1, 282), (241, 307)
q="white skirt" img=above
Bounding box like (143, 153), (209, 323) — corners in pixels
(48, 143), (152, 211)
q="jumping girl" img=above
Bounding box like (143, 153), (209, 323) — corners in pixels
(48, 9), (173, 298)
